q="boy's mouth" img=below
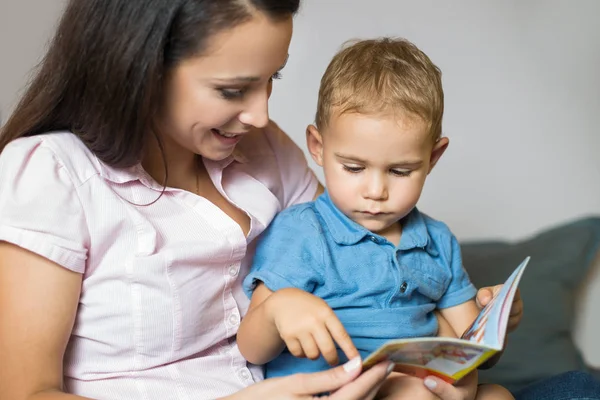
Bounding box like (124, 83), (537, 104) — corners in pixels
(360, 211), (387, 216)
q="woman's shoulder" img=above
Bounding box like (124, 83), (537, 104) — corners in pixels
(1, 132), (102, 186)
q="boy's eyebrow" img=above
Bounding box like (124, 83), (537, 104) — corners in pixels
(334, 152), (423, 167)
(212, 54), (289, 84)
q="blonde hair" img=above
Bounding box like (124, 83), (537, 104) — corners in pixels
(315, 37), (444, 139)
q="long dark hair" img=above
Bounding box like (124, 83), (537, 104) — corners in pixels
(0, 0), (300, 168)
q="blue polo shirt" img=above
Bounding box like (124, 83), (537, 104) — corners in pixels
(243, 191), (477, 378)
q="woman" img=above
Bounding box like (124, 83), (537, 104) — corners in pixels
(0, 1), (590, 399)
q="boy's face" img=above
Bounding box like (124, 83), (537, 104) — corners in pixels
(307, 112), (447, 237)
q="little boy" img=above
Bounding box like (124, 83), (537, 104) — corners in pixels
(238, 38), (512, 399)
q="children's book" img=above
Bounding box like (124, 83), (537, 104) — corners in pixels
(362, 256), (530, 384)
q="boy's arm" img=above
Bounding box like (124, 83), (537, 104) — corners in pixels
(437, 299), (481, 339)
(238, 283), (359, 366)
(237, 283), (284, 365)
(435, 311), (458, 338)
(438, 300), (504, 369)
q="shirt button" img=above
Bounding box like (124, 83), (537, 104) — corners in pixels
(369, 236), (377, 242)
(229, 266), (238, 277)
(400, 281), (408, 293)
(228, 312), (240, 326)
(239, 368), (251, 380)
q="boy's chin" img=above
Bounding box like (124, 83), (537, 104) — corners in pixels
(357, 220), (395, 234)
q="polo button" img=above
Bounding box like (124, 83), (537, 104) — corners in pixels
(400, 281), (408, 293)
(369, 236), (377, 242)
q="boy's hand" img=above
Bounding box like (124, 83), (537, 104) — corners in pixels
(266, 288), (359, 366)
(476, 285), (523, 333)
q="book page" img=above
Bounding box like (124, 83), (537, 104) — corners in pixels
(363, 338), (496, 383)
(461, 257), (530, 348)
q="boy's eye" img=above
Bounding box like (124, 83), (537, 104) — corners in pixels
(343, 165), (364, 173)
(219, 88), (245, 100)
(391, 169), (412, 177)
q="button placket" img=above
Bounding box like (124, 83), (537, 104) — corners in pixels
(239, 368), (251, 381)
(399, 281), (408, 293)
(228, 311), (240, 327)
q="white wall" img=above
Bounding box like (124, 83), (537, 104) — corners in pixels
(0, 0), (67, 123)
(1, 0), (599, 365)
(271, 0), (600, 242)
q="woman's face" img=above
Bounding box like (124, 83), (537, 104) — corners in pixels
(157, 12), (293, 161)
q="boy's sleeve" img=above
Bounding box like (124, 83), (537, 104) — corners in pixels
(243, 207), (324, 298)
(437, 235), (478, 309)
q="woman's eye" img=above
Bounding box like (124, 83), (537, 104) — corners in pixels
(391, 169), (411, 177)
(271, 71), (283, 80)
(343, 165), (364, 173)
(219, 88), (245, 100)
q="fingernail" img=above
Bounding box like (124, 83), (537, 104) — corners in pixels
(343, 356), (361, 373)
(424, 377), (437, 390)
(386, 362), (394, 374)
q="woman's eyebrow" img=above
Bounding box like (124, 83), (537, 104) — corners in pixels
(212, 54), (289, 84)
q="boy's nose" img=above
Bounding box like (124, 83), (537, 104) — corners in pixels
(364, 176), (388, 200)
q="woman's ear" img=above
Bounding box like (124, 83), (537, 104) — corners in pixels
(428, 137), (449, 174)
(306, 124), (324, 166)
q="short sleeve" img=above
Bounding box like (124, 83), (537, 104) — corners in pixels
(243, 206), (324, 298)
(265, 121), (319, 209)
(0, 138), (90, 273)
(437, 235), (477, 309)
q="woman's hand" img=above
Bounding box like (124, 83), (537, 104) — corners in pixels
(422, 369), (478, 400)
(225, 358), (393, 400)
(476, 285), (523, 333)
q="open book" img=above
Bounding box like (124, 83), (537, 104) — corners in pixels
(362, 256), (530, 384)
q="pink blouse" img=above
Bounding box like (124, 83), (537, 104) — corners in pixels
(0, 121), (318, 399)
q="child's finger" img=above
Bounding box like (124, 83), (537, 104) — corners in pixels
(312, 328), (339, 366)
(286, 337), (306, 358)
(326, 316), (359, 361)
(299, 334), (321, 360)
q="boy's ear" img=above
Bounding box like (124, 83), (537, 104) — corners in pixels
(306, 124), (324, 166)
(428, 137), (449, 174)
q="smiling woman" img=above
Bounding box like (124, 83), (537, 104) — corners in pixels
(151, 11), (292, 168)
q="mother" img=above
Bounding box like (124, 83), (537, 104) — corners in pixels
(0, 1), (589, 399)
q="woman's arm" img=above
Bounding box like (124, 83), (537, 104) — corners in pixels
(0, 242), (92, 400)
(220, 358), (393, 400)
